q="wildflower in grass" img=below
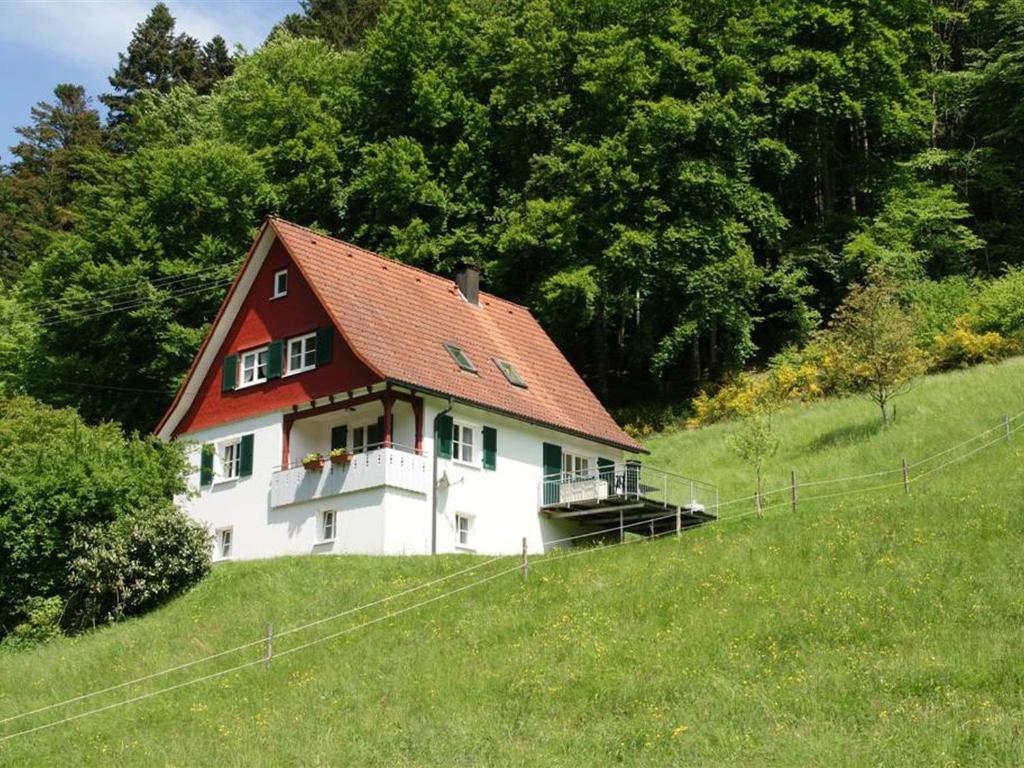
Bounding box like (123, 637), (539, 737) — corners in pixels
(672, 724), (689, 738)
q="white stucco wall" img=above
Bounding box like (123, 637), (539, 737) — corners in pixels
(176, 392), (627, 561)
(422, 396), (620, 555)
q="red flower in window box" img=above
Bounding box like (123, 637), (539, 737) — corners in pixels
(302, 453), (326, 472)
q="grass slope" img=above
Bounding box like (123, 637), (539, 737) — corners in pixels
(2, 358), (1023, 766)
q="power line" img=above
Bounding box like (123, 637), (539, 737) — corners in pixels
(32, 261), (241, 315)
(38, 277), (234, 328)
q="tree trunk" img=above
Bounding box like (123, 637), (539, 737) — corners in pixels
(689, 336), (702, 385)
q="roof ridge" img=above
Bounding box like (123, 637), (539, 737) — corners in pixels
(268, 216), (529, 311)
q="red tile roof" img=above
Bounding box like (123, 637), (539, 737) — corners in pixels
(269, 218), (645, 453)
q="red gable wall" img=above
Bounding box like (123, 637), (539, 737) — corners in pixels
(174, 238), (379, 436)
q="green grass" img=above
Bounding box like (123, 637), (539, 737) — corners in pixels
(2, 358), (1024, 766)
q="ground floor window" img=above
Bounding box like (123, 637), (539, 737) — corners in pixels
(217, 527), (233, 559)
(321, 510), (336, 542)
(455, 514), (471, 548)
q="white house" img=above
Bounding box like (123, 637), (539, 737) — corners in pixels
(157, 218), (714, 561)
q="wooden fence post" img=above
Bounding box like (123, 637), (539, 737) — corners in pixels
(264, 622), (273, 670)
(675, 506), (682, 537)
(902, 458), (910, 495)
(521, 537), (528, 582)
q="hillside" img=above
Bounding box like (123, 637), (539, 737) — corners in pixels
(1, 358), (1023, 766)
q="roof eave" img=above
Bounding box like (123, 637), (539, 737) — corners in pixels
(154, 218), (274, 439)
(387, 379), (650, 455)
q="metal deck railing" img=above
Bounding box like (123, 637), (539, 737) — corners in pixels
(538, 461), (719, 516)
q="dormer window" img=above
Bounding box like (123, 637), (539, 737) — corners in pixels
(494, 358), (527, 388)
(443, 342), (477, 373)
(272, 269), (288, 299)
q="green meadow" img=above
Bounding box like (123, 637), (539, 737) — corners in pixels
(1, 357), (1022, 766)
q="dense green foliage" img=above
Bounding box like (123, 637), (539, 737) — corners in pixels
(1, 0), (1023, 431)
(0, 397), (209, 640)
(0, 359), (1021, 764)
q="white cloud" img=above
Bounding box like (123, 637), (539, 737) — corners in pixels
(0, 0), (280, 68)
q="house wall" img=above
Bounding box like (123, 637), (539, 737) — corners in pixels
(421, 396), (623, 556)
(176, 393), (627, 561)
(174, 238), (379, 436)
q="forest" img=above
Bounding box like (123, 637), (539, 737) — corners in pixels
(1, 0), (1023, 434)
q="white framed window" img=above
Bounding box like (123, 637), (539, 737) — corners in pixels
(452, 422), (475, 464)
(455, 514), (471, 548)
(240, 347), (269, 387)
(320, 510), (336, 542)
(287, 332), (317, 374)
(562, 452), (591, 480)
(272, 269), (288, 298)
(217, 527), (233, 559)
(218, 438), (241, 481)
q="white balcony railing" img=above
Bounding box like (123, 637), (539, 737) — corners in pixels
(538, 461), (719, 516)
(270, 446), (429, 509)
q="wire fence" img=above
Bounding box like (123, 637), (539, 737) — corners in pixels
(713, 410), (1024, 515)
(1, 409), (1021, 744)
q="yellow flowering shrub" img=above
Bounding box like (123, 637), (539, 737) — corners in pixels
(932, 320), (1018, 368)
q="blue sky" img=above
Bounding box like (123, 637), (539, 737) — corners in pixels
(0, 0), (299, 162)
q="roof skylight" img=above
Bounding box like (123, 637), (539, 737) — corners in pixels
(443, 342), (477, 373)
(494, 358), (527, 388)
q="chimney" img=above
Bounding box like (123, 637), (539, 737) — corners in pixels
(454, 262), (480, 305)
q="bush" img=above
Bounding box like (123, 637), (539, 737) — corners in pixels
(969, 268), (1024, 340)
(66, 508), (211, 629)
(687, 342), (843, 428)
(0, 396), (208, 642)
(1, 597), (64, 650)
(932, 322), (1019, 369)
(907, 276), (978, 347)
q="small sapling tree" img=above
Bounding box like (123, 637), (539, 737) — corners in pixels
(727, 390), (780, 516)
(828, 269), (927, 425)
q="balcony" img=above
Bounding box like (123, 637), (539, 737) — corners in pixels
(538, 462), (718, 535)
(270, 446), (429, 509)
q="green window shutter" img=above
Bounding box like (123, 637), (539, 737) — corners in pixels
(316, 326), (333, 366)
(266, 340), (283, 379)
(542, 442), (562, 506)
(239, 434), (254, 477)
(482, 426), (497, 470)
(200, 444), (214, 486)
(221, 354), (238, 392)
(331, 425), (348, 451)
(436, 414), (453, 459)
